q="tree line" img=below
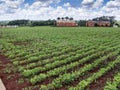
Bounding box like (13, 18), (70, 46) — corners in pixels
(57, 17), (74, 21)
(6, 19), (56, 26)
(1, 16), (118, 27)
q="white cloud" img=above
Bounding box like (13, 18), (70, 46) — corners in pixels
(82, 0), (94, 5)
(93, 0), (103, 8)
(105, 0), (120, 8)
(0, 0), (120, 21)
(101, 0), (120, 20)
(29, 1), (48, 10)
(81, 0), (104, 9)
(0, 0), (24, 9)
(63, 2), (71, 7)
(36, 0), (61, 6)
(0, 0), (24, 14)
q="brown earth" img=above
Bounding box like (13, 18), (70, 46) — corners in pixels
(86, 70), (114, 90)
(0, 54), (31, 90)
(57, 55), (117, 90)
(11, 40), (33, 46)
(0, 52), (118, 90)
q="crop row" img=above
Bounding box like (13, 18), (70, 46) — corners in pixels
(12, 45), (68, 61)
(22, 46), (106, 77)
(104, 72), (120, 90)
(16, 39), (120, 65)
(18, 44), (100, 71)
(39, 51), (119, 90)
(1, 36), (117, 60)
(29, 46), (117, 85)
(69, 56), (120, 90)
(16, 45), (86, 65)
(19, 43), (104, 70)
(22, 42), (120, 78)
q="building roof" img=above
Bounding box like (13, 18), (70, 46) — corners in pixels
(87, 20), (110, 22)
(56, 20), (76, 22)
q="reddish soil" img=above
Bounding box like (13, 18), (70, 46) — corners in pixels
(0, 53), (54, 90)
(58, 55), (117, 90)
(0, 54), (31, 90)
(58, 67), (100, 90)
(0, 51), (118, 90)
(86, 70), (114, 90)
(86, 62), (120, 90)
(39, 77), (54, 86)
(12, 40), (32, 46)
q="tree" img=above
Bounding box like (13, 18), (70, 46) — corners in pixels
(78, 20), (87, 26)
(92, 16), (109, 21)
(70, 17), (73, 21)
(109, 16), (115, 26)
(61, 17), (64, 21)
(65, 17), (69, 21)
(30, 20), (56, 26)
(92, 16), (116, 27)
(57, 17), (60, 20)
(8, 20), (29, 26)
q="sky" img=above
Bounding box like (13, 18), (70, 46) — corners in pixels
(0, 0), (120, 21)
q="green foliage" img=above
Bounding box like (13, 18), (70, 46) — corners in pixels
(13, 61), (19, 65)
(30, 74), (46, 85)
(0, 26), (120, 90)
(8, 20), (29, 26)
(78, 20), (87, 26)
(104, 73), (120, 90)
(30, 20), (56, 26)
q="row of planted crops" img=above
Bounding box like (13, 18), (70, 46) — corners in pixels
(0, 27), (120, 90)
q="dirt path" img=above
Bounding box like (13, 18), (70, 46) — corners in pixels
(0, 79), (6, 90)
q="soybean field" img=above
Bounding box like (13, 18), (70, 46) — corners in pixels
(0, 26), (120, 90)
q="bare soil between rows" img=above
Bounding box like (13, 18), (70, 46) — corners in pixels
(0, 53), (118, 90)
(0, 54), (30, 90)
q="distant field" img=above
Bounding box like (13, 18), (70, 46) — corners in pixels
(0, 26), (120, 90)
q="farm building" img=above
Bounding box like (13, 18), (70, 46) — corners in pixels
(86, 21), (111, 27)
(56, 20), (78, 27)
(56, 17), (78, 27)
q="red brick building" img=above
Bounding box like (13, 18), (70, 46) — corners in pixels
(56, 20), (78, 27)
(86, 21), (111, 27)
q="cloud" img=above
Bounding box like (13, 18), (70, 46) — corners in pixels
(0, 0), (120, 21)
(100, 0), (120, 20)
(0, 0), (24, 9)
(81, 0), (104, 9)
(82, 0), (94, 5)
(105, 0), (120, 8)
(93, 0), (104, 8)
(36, 0), (61, 5)
(29, 1), (49, 9)
(102, 0), (120, 13)
(0, 0), (24, 14)
(63, 2), (71, 7)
